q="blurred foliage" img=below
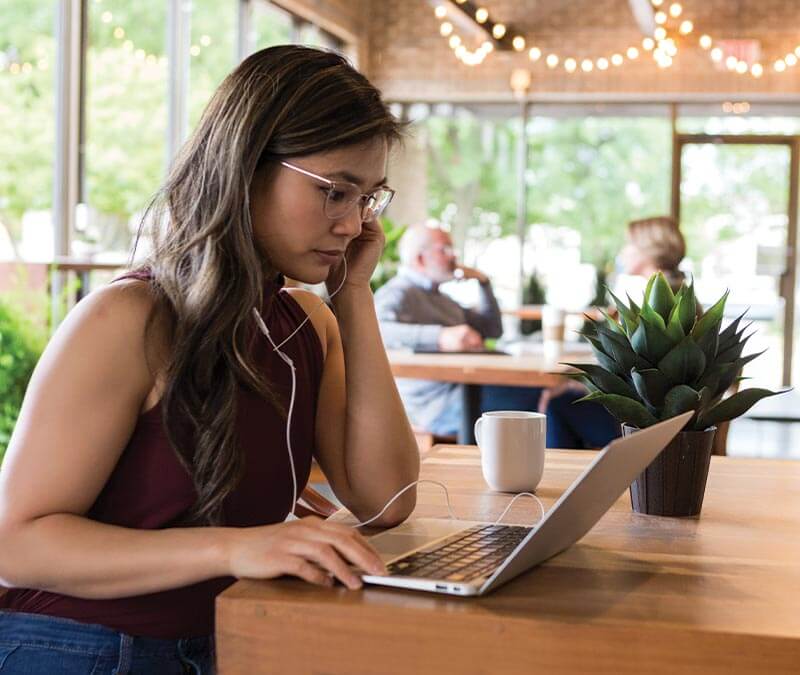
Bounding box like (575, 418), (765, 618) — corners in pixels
(370, 216), (407, 291)
(0, 289), (46, 464)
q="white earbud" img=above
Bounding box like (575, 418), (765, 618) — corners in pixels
(252, 258), (347, 518)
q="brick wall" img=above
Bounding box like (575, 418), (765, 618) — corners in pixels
(364, 0), (800, 100)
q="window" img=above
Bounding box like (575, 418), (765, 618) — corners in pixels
(0, 0), (56, 261)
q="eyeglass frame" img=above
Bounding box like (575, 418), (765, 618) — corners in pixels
(279, 160), (396, 222)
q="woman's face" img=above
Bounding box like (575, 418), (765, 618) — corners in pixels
(621, 235), (650, 275)
(251, 137), (388, 284)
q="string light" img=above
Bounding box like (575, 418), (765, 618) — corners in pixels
(785, 53), (798, 67)
(679, 20), (693, 35)
(564, 57), (577, 73)
(440, 22), (453, 36)
(581, 58), (593, 72)
(448, 35), (461, 49)
(653, 26), (667, 41)
(475, 7), (488, 23)
(434, 5), (447, 19)
(528, 46), (541, 61)
(611, 53), (623, 66)
(492, 23), (506, 39)
(545, 53), (559, 68)
(669, 3), (682, 17)
(597, 57), (609, 70)
(642, 37), (655, 51)
(512, 35), (526, 51)
(751, 63), (763, 77)
(626, 46), (639, 59)
(699, 34), (712, 49)
(654, 11), (667, 24)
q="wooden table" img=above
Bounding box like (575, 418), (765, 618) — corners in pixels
(216, 445), (800, 674)
(387, 347), (592, 443)
(503, 304), (615, 322)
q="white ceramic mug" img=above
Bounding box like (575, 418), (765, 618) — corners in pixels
(474, 411), (546, 492)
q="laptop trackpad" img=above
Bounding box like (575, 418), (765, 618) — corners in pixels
(368, 518), (476, 562)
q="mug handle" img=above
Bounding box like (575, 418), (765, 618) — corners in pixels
(474, 417), (483, 446)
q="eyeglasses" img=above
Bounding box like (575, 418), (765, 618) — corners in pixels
(280, 161), (396, 222)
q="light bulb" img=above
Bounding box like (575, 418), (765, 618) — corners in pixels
(449, 35), (461, 49)
(581, 59), (593, 72)
(774, 59), (786, 72)
(434, 5), (447, 19)
(654, 11), (667, 24)
(736, 61), (748, 74)
(528, 46), (541, 61)
(492, 23), (506, 39)
(564, 58), (577, 73)
(654, 27), (667, 41)
(611, 53), (623, 66)
(725, 55), (738, 70)
(627, 47), (639, 59)
(512, 35), (526, 51)
(482, 41), (494, 53)
(669, 3), (682, 17)
(699, 35), (712, 49)
(751, 63), (763, 77)
(597, 57), (609, 70)
(475, 7), (488, 23)
(440, 22), (453, 36)
(679, 20), (693, 35)
(546, 53), (559, 68)
(710, 47), (723, 62)
(786, 53), (798, 66)
(643, 37), (655, 51)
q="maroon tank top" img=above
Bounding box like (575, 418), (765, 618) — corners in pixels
(1, 274), (324, 638)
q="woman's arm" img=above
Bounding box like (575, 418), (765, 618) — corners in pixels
(298, 238), (420, 526)
(0, 283), (384, 598)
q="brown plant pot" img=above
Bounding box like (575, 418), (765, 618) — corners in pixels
(622, 424), (716, 517)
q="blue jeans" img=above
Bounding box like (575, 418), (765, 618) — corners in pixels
(480, 386), (621, 449)
(0, 611), (214, 674)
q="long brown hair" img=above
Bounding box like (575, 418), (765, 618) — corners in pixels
(138, 46), (403, 524)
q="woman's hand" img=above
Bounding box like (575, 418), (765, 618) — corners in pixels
(326, 217), (384, 294)
(225, 516), (387, 590)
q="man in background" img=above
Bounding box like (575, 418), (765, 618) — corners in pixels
(374, 224), (620, 448)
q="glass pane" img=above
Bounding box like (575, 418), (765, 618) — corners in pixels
(525, 114), (671, 312)
(188, 0), (236, 130)
(0, 0), (56, 262)
(251, 1), (293, 50)
(680, 143), (791, 389)
(83, 0), (168, 260)
(417, 108), (523, 310)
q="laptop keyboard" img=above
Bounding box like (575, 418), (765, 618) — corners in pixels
(386, 524), (530, 583)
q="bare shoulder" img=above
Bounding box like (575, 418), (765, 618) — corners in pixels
(55, 279), (165, 373)
(283, 288), (334, 359)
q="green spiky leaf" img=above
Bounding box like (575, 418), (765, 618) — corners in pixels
(677, 281), (698, 334)
(650, 272), (676, 323)
(631, 368), (671, 407)
(630, 314), (675, 363)
(607, 288), (639, 335)
(657, 336), (707, 386)
(576, 391), (659, 429)
(695, 319), (721, 364)
(561, 363), (638, 398)
(662, 384), (701, 419)
(699, 388), (788, 428)
(691, 290), (729, 340)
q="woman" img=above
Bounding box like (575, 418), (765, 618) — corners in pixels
(0, 46), (419, 673)
(616, 215), (688, 295)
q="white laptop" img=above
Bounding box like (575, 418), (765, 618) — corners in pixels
(361, 411), (693, 596)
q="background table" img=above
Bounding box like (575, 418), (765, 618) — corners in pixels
(387, 347), (592, 443)
(216, 445), (800, 674)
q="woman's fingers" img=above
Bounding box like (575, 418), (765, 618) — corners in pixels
(282, 555), (334, 587)
(291, 540), (363, 589)
(310, 521), (386, 575)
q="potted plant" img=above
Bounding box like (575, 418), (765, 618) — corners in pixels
(565, 272), (786, 517)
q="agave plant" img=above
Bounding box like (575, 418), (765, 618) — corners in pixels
(567, 272), (786, 431)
